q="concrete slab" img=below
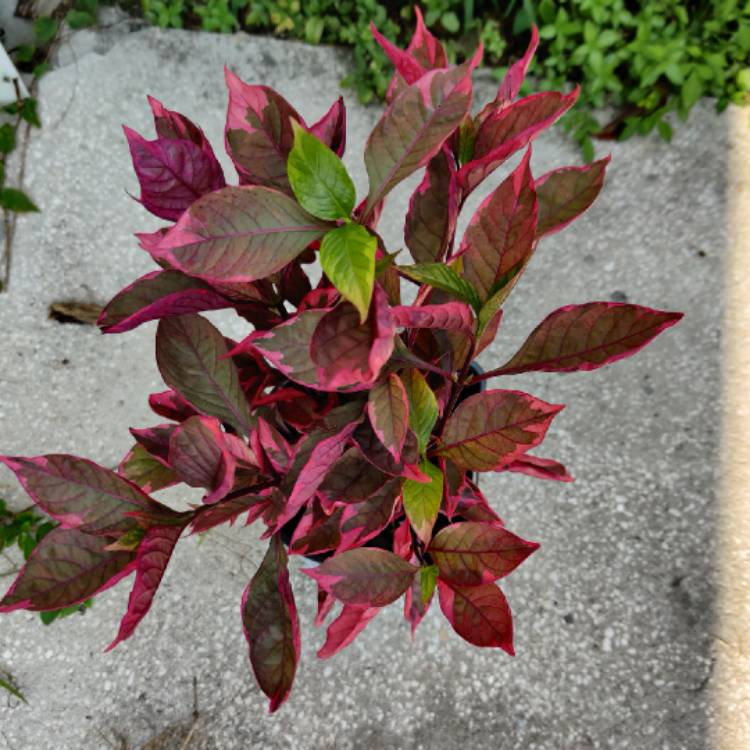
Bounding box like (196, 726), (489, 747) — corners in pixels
(0, 25), (728, 749)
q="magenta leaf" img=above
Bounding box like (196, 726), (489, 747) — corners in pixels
(459, 148), (538, 302)
(124, 126), (225, 221)
(155, 186), (330, 284)
(289, 502), (343, 556)
(370, 21), (426, 87)
(241, 535), (300, 713)
(391, 301), (474, 334)
(148, 96), (218, 159)
(428, 521), (538, 587)
(0, 527), (136, 613)
(149, 389), (198, 422)
(337, 476), (403, 550)
(98, 270), (231, 334)
(493, 302), (684, 375)
(303, 548), (418, 607)
(168, 416), (237, 503)
(255, 418), (293, 474)
(156, 314), (254, 435)
(535, 157), (609, 238)
(0, 454), (157, 535)
(107, 523), (184, 650)
(315, 586), (335, 627)
(437, 389), (563, 471)
(450, 478), (504, 526)
(361, 63), (475, 220)
(224, 71), (304, 192)
(310, 289), (396, 390)
(459, 89), (578, 194)
(118, 444), (178, 493)
(404, 148), (458, 264)
(406, 7), (448, 70)
(191, 491), (271, 534)
(353, 422), (422, 479)
(504, 454), (573, 482)
(437, 579), (514, 652)
(309, 96), (347, 157)
(318, 447), (389, 506)
(367, 373), (410, 461)
(131, 423), (175, 465)
(317, 605), (379, 659)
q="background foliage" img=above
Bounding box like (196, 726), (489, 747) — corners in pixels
(137, 0), (750, 157)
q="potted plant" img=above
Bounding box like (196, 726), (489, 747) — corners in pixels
(0, 10), (681, 712)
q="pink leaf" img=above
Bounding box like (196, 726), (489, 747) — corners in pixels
(124, 126), (225, 221)
(315, 586), (335, 627)
(289, 502), (343, 556)
(242, 536), (300, 713)
(148, 96), (218, 157)
(318, 447), (390, 506)
(106, 523), (184, 650)
(407, 7), (449, 70)
(310, 288), (396, 390)
(156, 314), (254, 435)
(98, 270), (231, 334)
(148, 389), (197, 422)
(130, 423), (176, 465)
(535, 157), (610, 238)
(191, 492), (270, 533)
(391, 301), (474, 334)
(0, 454), (156, 536)
(437, 389), (563, 471)
(303, 548), (417, 607)
(309, 96), (347, 157)
(504, 454), (573, 482)
(459, 148), (538, 302)
(437, 579), (514, 652)
(337, 477), (403, 551)
(428, 521), (538, 587)
(404, 147), (458, 264)
(494, 302), (684, 375)
(155, 186), (330, 285)
(317, 605), (379, 659)
(459, 89), (578, 194)
(224, 70), (304, 192)
(168, 416), (236, 503)
(255, 418), (293, 474)
(367, 373), (410, 461)
(0, 527), (136, 613)
(450, 477), (504, 526)
(353, 423), (423, 480)
(370, 21), (426, 86)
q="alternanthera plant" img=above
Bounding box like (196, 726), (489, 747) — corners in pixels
(0, 10), (680, 712)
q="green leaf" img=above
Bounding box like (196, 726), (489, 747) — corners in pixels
(320, 223), (376, 321)
(441, 11), (460, 33)
(398, 263), (481, 312)
(0, 124), (15, 154)
(401, 369), (438, 455)
(0, 675), (26, 703)
(287, 121), (356, 220)
(0, 188), (37, 213)
(403, 460), (443, 543)
(34, 16), (59, 45)
(65, 9), (96, 29)
(419, 564), (439, 605)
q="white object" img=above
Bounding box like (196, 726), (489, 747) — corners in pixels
(0, 42), (29, 104)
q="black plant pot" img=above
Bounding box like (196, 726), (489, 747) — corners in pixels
(280, 363), (485, 562)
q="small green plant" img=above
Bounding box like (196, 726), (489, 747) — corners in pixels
(137, 0), (750, 156)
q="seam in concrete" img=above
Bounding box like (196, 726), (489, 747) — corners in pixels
(713, 105), (750, 748)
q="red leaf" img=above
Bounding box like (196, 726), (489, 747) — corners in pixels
(459, 148), (538, 302)
(406, 7), (449, 70)
(353, 423), (423, 480)
(224, 70), (304, 193)
(242, 536), (300, 713)
(98, 270), (231, 334)
(451, 478), (504, 526)
(303, 548), (418, 607)
(494, 302), (684, 375)
(317, 605), (379, 659)
(318, 447), (390, 506)
(459, 89), (578, 194)
(535, 157), (609, 238)
(124, 126), (225, 221)
(391, 302), (474, 334)
(0, 454), (156, 536)
(148, 96), (215, 150)
(437, 389), (563, 471)
(437, 580), (514, 652)
(504, 454), (573, 482)
(370, 21), (426, 87)
(315, 586), (335, 627)
(289, 502), (343, 556)
(168, 416), (236, 503)
(148, 389), (197, 422)
(337, 477), (403, 550)
(367, 373), (410, 461)
(309, 96), (347, 157)
(428, 522), (538, 587)
(0, 527), (136, 613)
(107, 523), (184, 650)
(191, 492), (270, 533)
(131, 423), (175, 465)
(404, 148), (458, 264)
(310, 289), (395, 390)
(255, 418), (293, 474)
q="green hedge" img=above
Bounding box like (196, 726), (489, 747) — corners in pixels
(139, 0), (750, 157)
